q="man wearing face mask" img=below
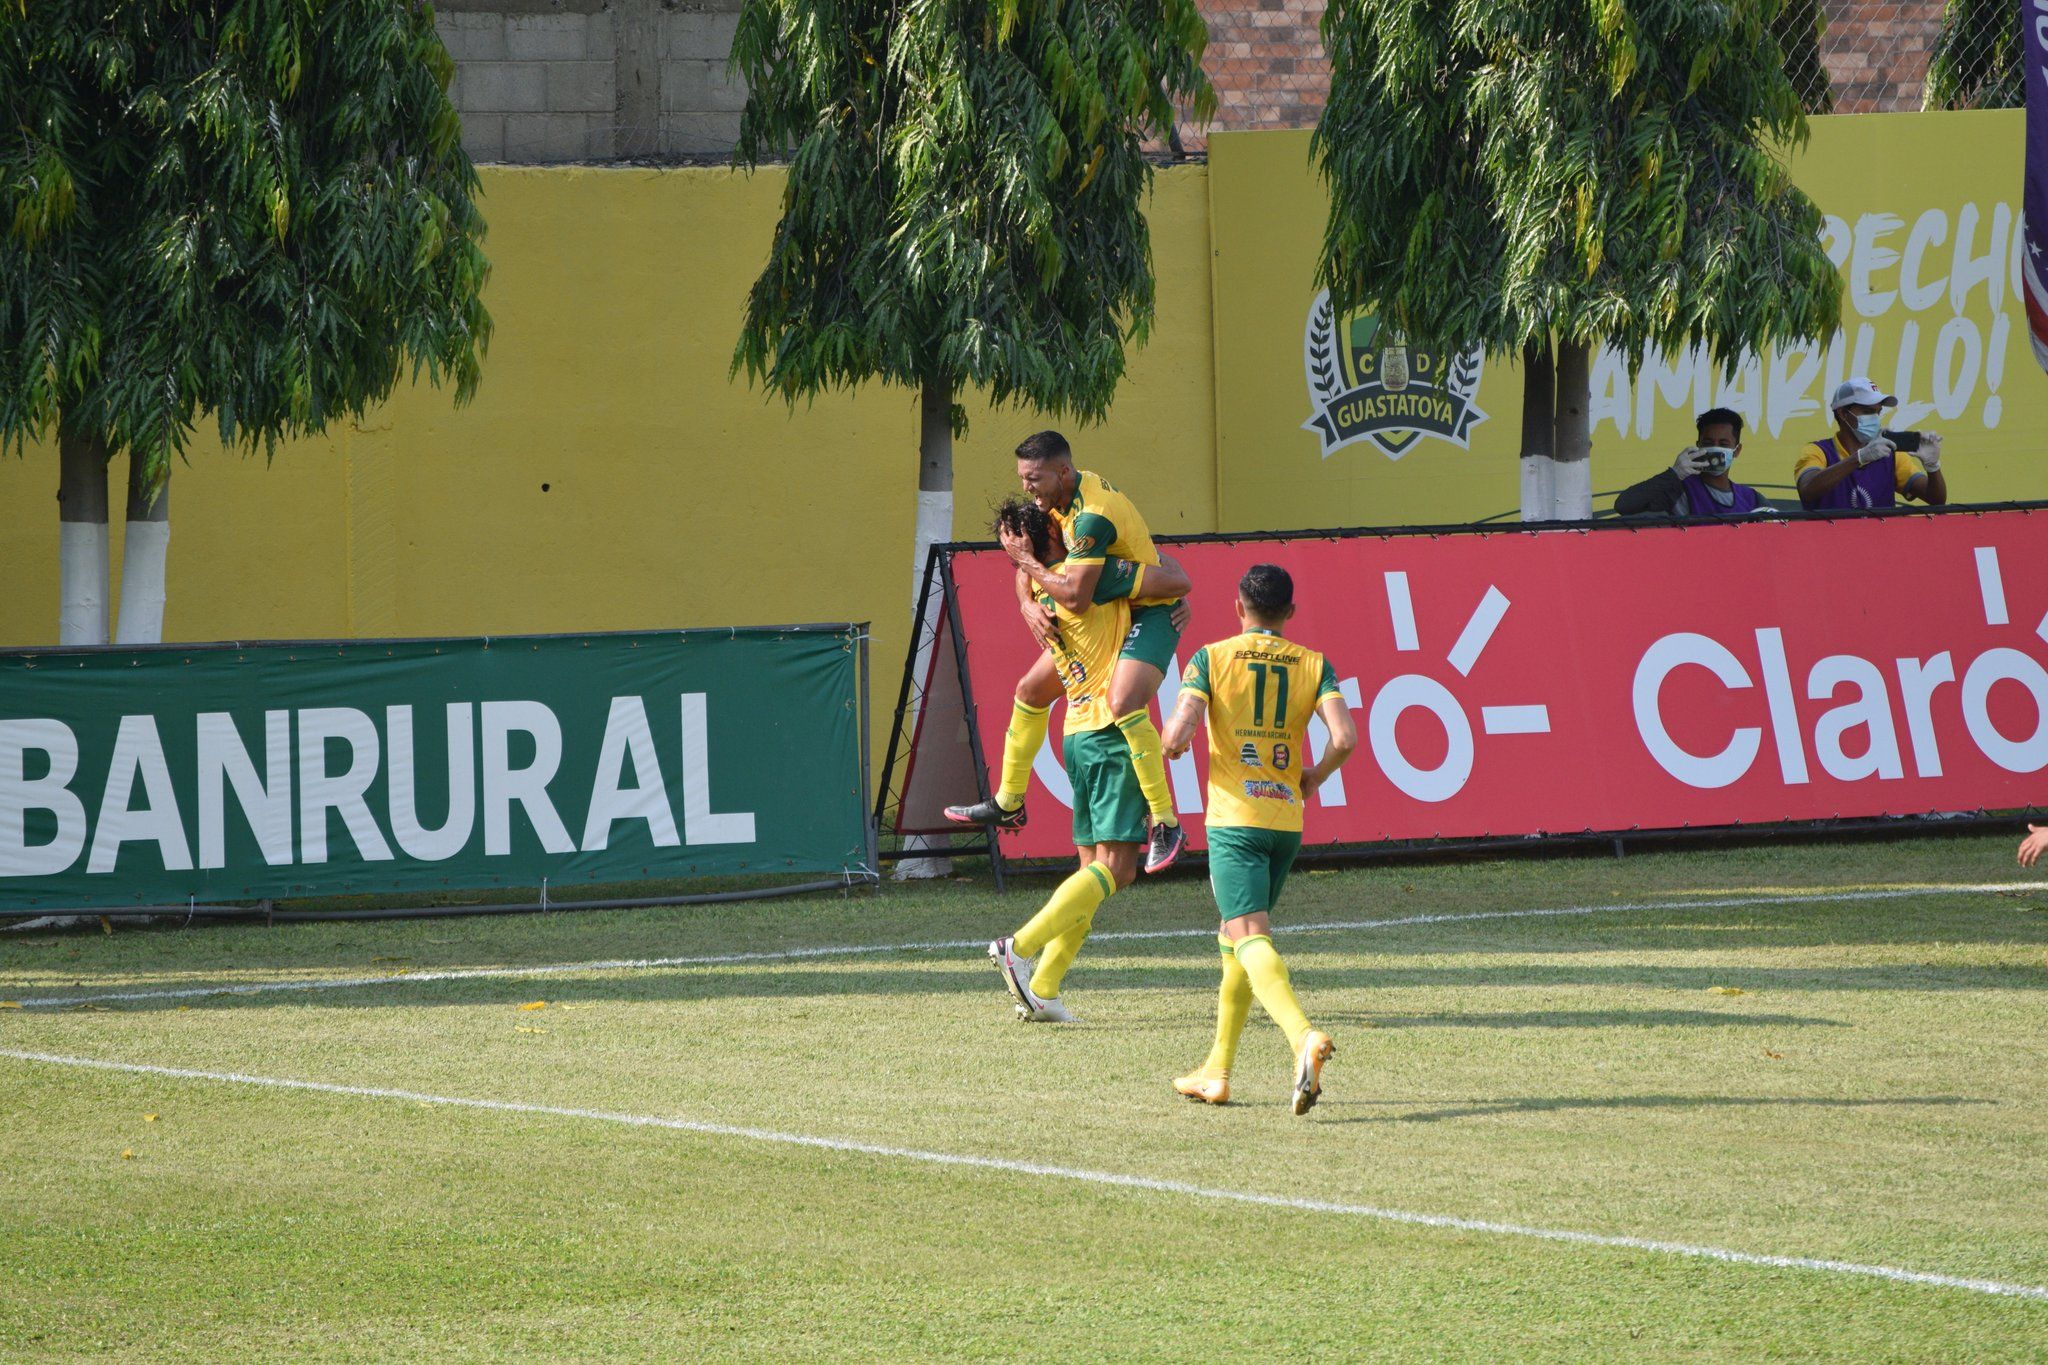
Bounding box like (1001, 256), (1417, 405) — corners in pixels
(1794, 377), (1947, 510)
(1613, 408), (1771, 517)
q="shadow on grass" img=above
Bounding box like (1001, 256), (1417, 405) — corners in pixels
(1327, 1008), (1848, 1031)
(1317, 1092), (1994, 1125)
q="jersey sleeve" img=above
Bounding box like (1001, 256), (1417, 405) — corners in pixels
(1894, 451), (1928, 490)
(1064, 511), (1118, 565)
(1792, 443), (1827, 483)
(1315, 658), (1341, 701)
(1091, 558), (1143, 604)
(1180, 646), (1212, 701)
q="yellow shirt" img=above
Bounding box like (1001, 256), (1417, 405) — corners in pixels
(1041, 559), (1139, 737)
(1792, 441), (1928, 492)
(1180, 629), (1341, 832)
(1050, 470), (1173, 605)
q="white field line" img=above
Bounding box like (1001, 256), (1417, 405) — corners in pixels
(3, 1046), (2043, 1304)
(7, 882), (2034, 1012)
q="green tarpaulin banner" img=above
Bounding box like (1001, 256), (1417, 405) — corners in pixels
(0, 625), (872, 910)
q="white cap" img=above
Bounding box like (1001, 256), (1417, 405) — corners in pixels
(1829, 376), (1898, 412)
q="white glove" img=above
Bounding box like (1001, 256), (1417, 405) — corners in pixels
(1918, 432), (1942, 472)
(1671, 446), (1710, 478)
(1855, 437), (1895, 467)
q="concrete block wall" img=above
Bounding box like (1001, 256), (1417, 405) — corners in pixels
(435, 0), (1951, 166)
(436, 0), (745, 164)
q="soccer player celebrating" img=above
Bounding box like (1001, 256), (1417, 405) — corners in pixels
(1162, 564), (1357, 1114)
(985, 498), (1192, 1022)
(944, 431), (1192, 875)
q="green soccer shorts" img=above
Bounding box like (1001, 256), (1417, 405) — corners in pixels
(1206, 825), (1305, 921)
(1120, 601), (1183, 673)
(1063, 726), (1150, 848)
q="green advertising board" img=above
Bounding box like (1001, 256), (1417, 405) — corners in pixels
(0, 626), (873, 910)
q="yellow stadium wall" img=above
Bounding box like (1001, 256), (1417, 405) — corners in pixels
(0, 167), (1219, 726)
(2, 111), (2039, 687)
(1210, 110), (2044, 528)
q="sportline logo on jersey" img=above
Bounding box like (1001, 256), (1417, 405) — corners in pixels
(1301, 291), (1488, 460)
(929, 511), (2048, 857)
(0, 628), (872, 909)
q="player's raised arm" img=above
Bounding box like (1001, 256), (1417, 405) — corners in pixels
(1145, 550), (1193, 603)
(1000, 522), (1104, 611)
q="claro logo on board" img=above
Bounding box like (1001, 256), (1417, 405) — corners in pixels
(1633, 547), (2047, 790)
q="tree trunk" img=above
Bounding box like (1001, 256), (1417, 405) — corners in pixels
(895, 377), (957, 880)
(1551, 339), (1593, 521)
(114, 454), (170, 645)
(1517, 338), (1556, 523)
(57, 422), (111, 645)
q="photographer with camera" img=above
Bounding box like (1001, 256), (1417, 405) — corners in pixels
(1795, 377), (1947, 510)
(1613, 408), (1773, 518)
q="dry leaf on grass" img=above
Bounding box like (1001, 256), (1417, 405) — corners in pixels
(143, 1113), (158, 1122)
(1763, 1050), (1784, 1060)
(516, 1026), (548, 1035)
(120, 1149), (134, 1160)
(518, 1001), (548, 1011)
(1708, 986), (1748, 996)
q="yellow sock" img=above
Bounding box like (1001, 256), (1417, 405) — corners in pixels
(1235, 934), (1312, 1053)
(1201, 935), (1252, 1075)
(997, 700), (1052, 811)
(1029, 910), (1095, 999)
(1113, 710), (1178, 826)
(1012, 862), (1115, 957)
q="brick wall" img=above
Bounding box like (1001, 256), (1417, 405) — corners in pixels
(1820, 0), (1946, 114)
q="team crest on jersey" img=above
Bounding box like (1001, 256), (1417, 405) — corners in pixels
(1242, 779), (1295, 803)
(1238, 742), (1262, 768)
(1066, 532), (1098, 557)
(1302, 292), (1487, 461)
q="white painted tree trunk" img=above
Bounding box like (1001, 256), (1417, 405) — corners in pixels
(1550, 339), (1594, 521)
(1517, 338), (1594, 522)
(57, 425), (111, 646)
(894, 378), (957, 880)
(114, 454), (170, 645)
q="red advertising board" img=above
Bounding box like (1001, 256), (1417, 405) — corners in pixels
(898, 509), (2048, 861)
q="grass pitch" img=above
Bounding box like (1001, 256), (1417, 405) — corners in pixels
(4, 834), (2047, 1360)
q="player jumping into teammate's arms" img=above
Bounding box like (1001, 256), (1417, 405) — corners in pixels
(945, 432), (1192, 875)
(1162, 564), (1357, 1114)
(986, 499), (1193, 1022)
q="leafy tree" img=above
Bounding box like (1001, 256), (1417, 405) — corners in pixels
(730, 0), (1212, 871)
(0, 0), (490, 644)
(1926, 0), (2021, 111)
(730, 0), (1212, 620)
(1314, 0), (1842, 519)
(1775, 0), (1831, 114)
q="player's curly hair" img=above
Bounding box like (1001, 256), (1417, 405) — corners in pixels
(993, 497), (1057, 567)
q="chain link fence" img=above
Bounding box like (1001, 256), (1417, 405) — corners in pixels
(1179, 0), (2019, 151)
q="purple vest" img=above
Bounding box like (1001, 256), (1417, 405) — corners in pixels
(1807, 437), (1898, 510)
(1680, 475), (1765, 517)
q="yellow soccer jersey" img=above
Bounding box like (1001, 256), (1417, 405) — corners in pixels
(1181, 629), (1341, 832)
(1050, 470), (1172, 605)
(1040, 559), (1139, 736)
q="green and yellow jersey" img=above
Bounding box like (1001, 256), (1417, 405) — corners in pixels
(1180, 629), (1341, 832)
(1051, 470), (1173, 606)
(1037, 558), (1143, 736)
